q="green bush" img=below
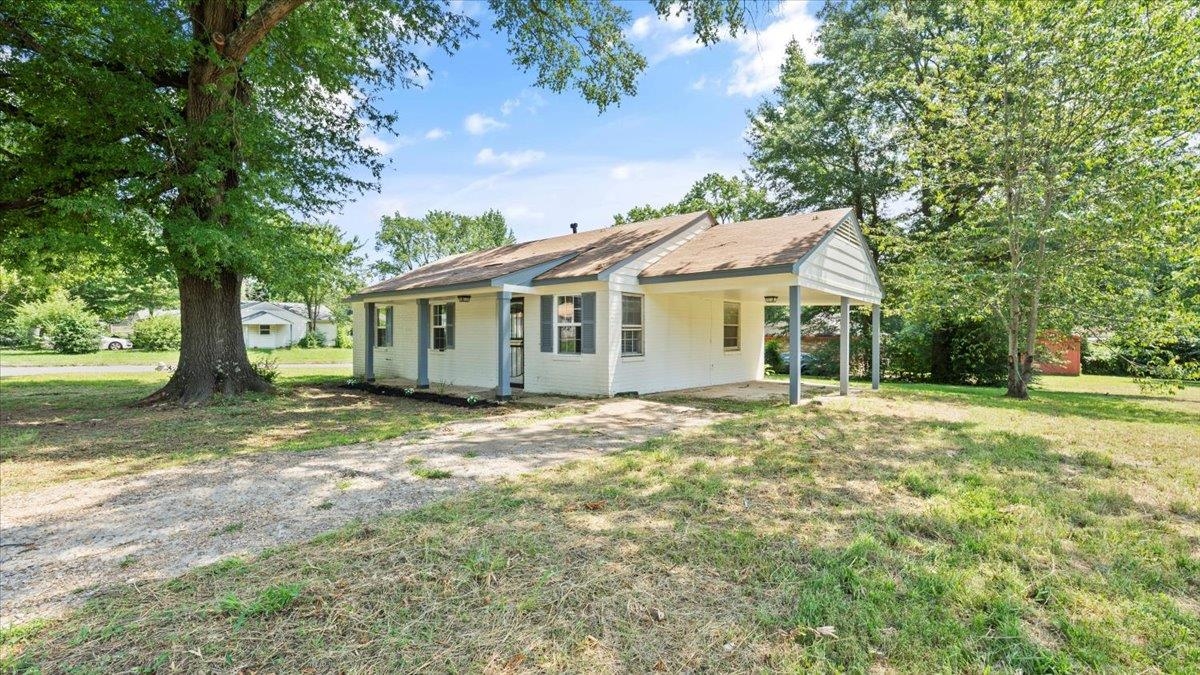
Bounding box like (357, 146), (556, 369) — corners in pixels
(334, 323), (352, 348)
(764, 338), (785, 375)
(251, 356), (280, 384)
(12, 291), (94, 348)
(297, 329), (325, 348)
(48, 314), (102, 354)
(884, 319), (1007, 386)
(131, 314), (181, 351)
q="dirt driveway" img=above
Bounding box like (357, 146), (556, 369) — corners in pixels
(0, 398), (727, 626)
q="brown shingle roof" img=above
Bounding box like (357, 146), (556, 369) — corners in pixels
(639, 208), (852, 280)
(357, 211), (711, 295)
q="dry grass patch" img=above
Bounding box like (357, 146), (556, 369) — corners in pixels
(4, 377), (1199, 672)
(0, 373), (494, 492)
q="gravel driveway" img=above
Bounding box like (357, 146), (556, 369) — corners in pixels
(0, 398), (726, 626)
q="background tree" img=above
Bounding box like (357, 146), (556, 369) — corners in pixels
(258, 222), (363, 337)
(1, 0), (749, 403)
(375, 209), (515, 276)
(613, 172), (775, 224)
(902, 1), (1199, 398)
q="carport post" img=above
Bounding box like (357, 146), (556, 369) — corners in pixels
(788, 285), (801, 405)
(417, 298), (430, 388)
(840, 296), (850, 396)
(364, 302), (375, 382)
(871, 304), (881, 390)
(496, 291), (512, 400)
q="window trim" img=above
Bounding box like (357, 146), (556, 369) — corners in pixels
(258, 324), (272, 336)
(432, 302), (450, 351)
(555, 294), (583, 355)
(722, 301), (741, 352)
(374, 306), (389, 348)
(620, 293), (644, 357)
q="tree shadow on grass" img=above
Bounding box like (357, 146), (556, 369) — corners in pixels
(16, 397), (1197, 673)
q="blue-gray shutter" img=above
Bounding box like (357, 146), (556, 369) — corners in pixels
(445, 302), (455, 349)
(540, 295), (553, 352)
(385, 306), (394, 347)
(580, 292), (596, 354)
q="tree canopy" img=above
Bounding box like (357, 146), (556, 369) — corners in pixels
(375, 209), (515, 277)
(613, 172), (775, 225)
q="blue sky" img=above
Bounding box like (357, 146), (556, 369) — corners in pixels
(330, 1), (822, 263)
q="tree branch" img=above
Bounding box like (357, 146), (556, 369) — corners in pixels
(224, 0), (308, 63)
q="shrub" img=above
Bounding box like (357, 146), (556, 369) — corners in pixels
(251, 356), (280, 384)
(296, 329), (325, 348)
(48, 314), (102, 354)
(764, 338), (786, 375)
(885, 319), (1007, 386)
(334, 323), (352, 348)
(131, 314), (181, 351)
(12, 291), (94, 348)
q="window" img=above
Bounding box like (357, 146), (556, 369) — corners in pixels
(258, 324), (271, 336)
(375, 306), (388, 347)
(432, 303), (450, 350)
(723, 302), (740, 351)
(556, 294), (582, 354)
(620, 294), (643, 356)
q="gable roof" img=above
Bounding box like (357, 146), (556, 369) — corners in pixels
(355, 211), (711, 296)
(239, 301), (333, 323)
(639, 208), (853, 280)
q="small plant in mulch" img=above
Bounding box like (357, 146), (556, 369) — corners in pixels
(413, 467), (453, 480)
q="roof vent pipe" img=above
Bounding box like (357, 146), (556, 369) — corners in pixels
(569, 222), (578, 234)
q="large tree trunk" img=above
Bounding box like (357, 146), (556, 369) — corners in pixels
(143, 270), (270, 405)
(142, 0), (275, 404)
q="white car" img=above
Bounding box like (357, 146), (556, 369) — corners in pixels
(100, 336), (134, 350)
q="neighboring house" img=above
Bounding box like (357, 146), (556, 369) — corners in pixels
(1035, 332), (1082, 376)
(349, 208), (883, 404)
(240, 301), (337, 349)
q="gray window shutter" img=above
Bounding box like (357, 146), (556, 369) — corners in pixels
(540, 295), (553, 352)
(581, 292), (596, 354)
(446, 302), (455, 349)
(385, 306), (394, 347)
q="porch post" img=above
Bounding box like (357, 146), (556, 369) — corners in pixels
(496, 291), (512, 400)
(840, 296), (850, 396)
(871, 303), (881, 390)
(416, 298), (430, 388)
(788, 285), (801, 405)
(364, 302), (375, 383)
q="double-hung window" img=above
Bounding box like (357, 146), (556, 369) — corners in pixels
(375, 306), (389, 347)
(432, 303), (450, 350)
(620, 294), (643, 356)
(258, 324), (271, 336)
(723, 301), (740, 351)
(556, 294), (582, 354)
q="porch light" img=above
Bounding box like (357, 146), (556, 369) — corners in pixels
(764, 295), (778, 303)
(457, 295), (471, 303)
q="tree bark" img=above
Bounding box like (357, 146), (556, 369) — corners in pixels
(142, 270), (271, 405)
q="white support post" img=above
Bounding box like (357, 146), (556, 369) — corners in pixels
(789, 285), (801, 405)
(840, 296), (850, 396)
(871, 304), (881, 390)
(496, 291), (512, 400)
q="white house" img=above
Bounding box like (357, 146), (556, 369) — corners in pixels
(241, 301), (337, 349)
(349, 208), (883, 404)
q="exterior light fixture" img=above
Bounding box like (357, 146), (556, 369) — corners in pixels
(457, 295), (471, 303)
(764, 295), (779, 303)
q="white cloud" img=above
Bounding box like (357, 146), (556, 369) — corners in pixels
(690, 75), (710, 91)
(424, 127), (448, 141)
(725, 3), (820, 97)
(475, 148), (546, 171)
(464, 112), (506, 135)
(359, 133), (412, 155)
(629, 16), (654, 39)
(610, 165), (633, 180)
(500, 97), (520, 115)
(664, 35), (704, 57)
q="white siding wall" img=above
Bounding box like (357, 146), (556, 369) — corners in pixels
(315, 321), (337, 346)
(610, 293), (764, 395)
(522, 283), (611, 396)
(244, 323), (295, 349)
(427, 297), (499, 389)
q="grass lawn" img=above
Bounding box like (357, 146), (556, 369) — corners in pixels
(0, 371), (492, 493)
(4, 376), (1199, 671)
(0, 346), (352, 367)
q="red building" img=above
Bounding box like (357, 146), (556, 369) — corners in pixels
(1035, 333), (1082, 376)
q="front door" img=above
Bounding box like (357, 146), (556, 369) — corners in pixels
(510, 297), (525, 387)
